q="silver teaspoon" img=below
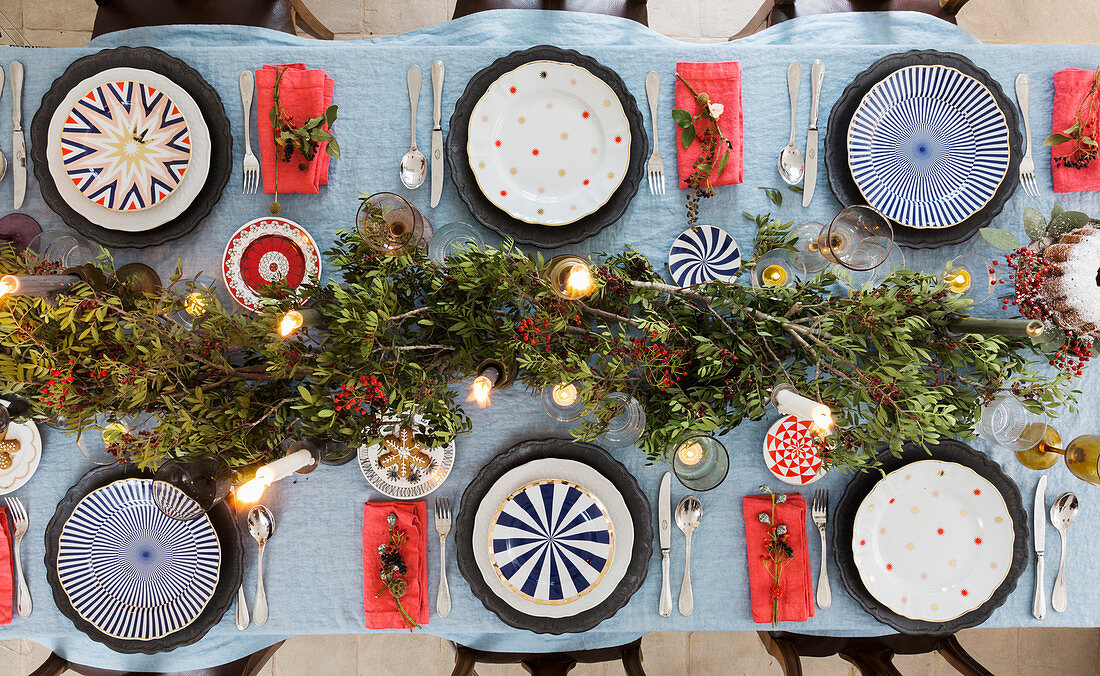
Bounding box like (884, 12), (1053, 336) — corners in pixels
(778, 61), (805, 185)
(400, 65), (427, 189)
(1050, 492), (1079, 613)
(676, 496), (701, 616)
(248, 505), (276, 626)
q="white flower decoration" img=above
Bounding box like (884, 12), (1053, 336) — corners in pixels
(706, 102), (724, 120)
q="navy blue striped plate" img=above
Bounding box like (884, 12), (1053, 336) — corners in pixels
(848, 65), (1010, 230)
(56, 478), (221, 640)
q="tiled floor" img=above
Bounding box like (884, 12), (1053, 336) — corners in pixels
(1, 0), (1098, 674)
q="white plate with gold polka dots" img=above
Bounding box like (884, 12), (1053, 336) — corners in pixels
(466, 60), (631, 226)
(358, 416), (455, 499)
(851, 459), (1013, 622)
(0, 400), (41, 495)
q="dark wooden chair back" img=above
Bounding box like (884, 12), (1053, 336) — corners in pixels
(29, 640), (284, 676)
(731, 0), (970, 39)
(451, 638), (646, 676)
(760, 631), (994, 676)
(451, 0), (648, 27)
(91, 0), (334, 39)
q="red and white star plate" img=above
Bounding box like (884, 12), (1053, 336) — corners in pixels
(851, 460), (1014, 622)
(763, 414), (825, 485)
(222, 217), (321, 312)
(467, 60), (630, 226)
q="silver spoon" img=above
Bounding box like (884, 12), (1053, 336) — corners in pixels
(235, 584), (249, 630)
(676, 496), (701, 616)
(400, 65), (427, 190)
(778, 61), (805, 185)
(1050, 492), (1079, 613)
(248, 505), (276, 626)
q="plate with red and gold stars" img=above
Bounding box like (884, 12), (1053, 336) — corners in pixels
(222, 217), (320, 312)
(851, 459), (1014, 622)
(466, 60), (630, 226)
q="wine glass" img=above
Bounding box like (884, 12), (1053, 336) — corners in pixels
(790, 221), (829, 275)
(152, 455), (233, 520)
(834, 242), (907, 290)
(356, 192), (432, 256)
(818, 206), (894, 272)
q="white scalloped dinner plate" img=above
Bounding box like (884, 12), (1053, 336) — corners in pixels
(852, 460), (1013, 621)
(472, 458), (633, 618)
(45, 67), (211, 233)
(467, 60), (630, 226)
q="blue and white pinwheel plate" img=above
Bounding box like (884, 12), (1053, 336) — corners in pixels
(489, 479), (613, 605)
(668, 225), (741, 287)
(847, 65), (1010, 230)
(56, 479), (221, 641)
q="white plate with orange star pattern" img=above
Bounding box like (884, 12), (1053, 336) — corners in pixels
(358, 416), (455, 499)
(851, 460), (1014, 622)
(466, 60), (630, 226)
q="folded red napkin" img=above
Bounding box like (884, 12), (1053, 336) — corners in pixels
(743, 493), (814, 624)
(0, 505), (12, 625)
(255, 63), (335, 195)
(675, 62), (744, 189)
(363, 501), (428, 629)
(1052, 68), (1100, 193)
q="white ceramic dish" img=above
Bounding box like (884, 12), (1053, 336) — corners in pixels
(0, 399), (41, 495)
(358, 416), (455, 499)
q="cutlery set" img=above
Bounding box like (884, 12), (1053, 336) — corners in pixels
(778, 60), (823, 205)
(400, 62), (445, 203)
(0, 62), (26, 202)
(1033, 476), (1078, 619)
(658, 472), (702, 617)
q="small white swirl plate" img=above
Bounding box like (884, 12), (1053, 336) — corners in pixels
(56, 478), (221, 640)
(852, 460), (1013, 622)
(467, 60), (630, 226)
(668, 225), (741, 287)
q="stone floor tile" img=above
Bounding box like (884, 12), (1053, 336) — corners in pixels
(0, 639), (23, 676)
(23, 0), (93, 32)
(640, 632), (689, 676)
(687, 631), (783, 675)
(22, 29), (91, 47)
(1017, 627), (1100, 674)
(20, 639), (59, 674)
(953, 627), (1018, 675)
(358, 633), (447, 675)
(799, 656), (859, 676)
(274, 634), (358, 676)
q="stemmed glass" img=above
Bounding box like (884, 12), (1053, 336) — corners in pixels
(978, 394), (1100, 485)
(152, 455), (234, 520)
(356, 192), (432, 256)
(791, 206), (896, 276)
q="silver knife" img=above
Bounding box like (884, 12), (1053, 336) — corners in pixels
(1033, 474), (1048, 620)
(803, 59), (823, 208)
(658, 471), (672, 617)
(11, 60), (24, 209)
(430, 60), (444, 208)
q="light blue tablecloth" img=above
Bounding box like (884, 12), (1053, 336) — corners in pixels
(3, 10), (1100, 672)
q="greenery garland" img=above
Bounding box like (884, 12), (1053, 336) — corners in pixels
(0, 210), (1081, 478)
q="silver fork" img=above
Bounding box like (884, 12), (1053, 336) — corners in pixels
(811, 489), (830, 610)
(239, 70), (259, 195)
(5, 497), (30, 618)
(435, 498), (451, 618)
(645, 71), (665, 196)
(1015, 73), (1039, 198)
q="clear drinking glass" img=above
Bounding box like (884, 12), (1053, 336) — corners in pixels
(30, 231), (101, 268)
(790, 221), (829, 274)
(152, 455), (233, 520)
(76, 412), (156, 465)
(669, 433), (729, 491)
(819, 206), (895, 272)
(598, 393), (646, 449)
(356, 192), (432, 256)
(835, 243), (907, 290)
(428, 222), (485, 263)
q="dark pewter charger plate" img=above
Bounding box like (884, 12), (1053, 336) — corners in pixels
(833, 439), (1028, 634)
(44, 464), (243, 654)
(826, 50), (1022, 249)
(448, 45), (647, 248)
(454, 438), (652, 633)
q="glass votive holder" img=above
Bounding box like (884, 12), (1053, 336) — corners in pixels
(751, 249), (807, 288)
(670, 433), (729, 491)
(541, 383), (585, 422)
(835, 242), (907, 290)
(598, 392), (646, 449)
(77, 412), (156, 465)
(790, 221), (828, 275)
(428, 222), (486, 263)
(942, 253), (995, 304)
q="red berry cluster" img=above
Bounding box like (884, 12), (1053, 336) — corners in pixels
(608, 332), (687, 391)
(40, 369), (74, 408)
(864, 375), (901, 405)
(996, 248), (1055, 319)
(517, 317), (552, 348)
(333, 375), (388, 414)
(1047, 337), (1092, 376)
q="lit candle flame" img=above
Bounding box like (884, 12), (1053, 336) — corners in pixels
(564, 263), (595, 298)
(551, 383), (578, 407)
(278, 310), (304, 337)
(946, 269), (971, 294)
(236, 474), (270, 504)
(469, 375), (494, 408)
(184, 292), (206, 317)
(762, 264), (788, 287)
(0, 275), (18, 298)
(677, 441), (704, 466)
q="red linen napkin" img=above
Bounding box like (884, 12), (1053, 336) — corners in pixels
(675, 62), (744, 188)
(0, 505), (12, 625)
(363, 501), (429, 629)
(255, 63), (335, 194)
(1052, 68), (1100, 193)
(742, 493), (814, 624)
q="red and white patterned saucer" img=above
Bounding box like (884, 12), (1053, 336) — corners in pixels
(222, 217), (321, 312)
(763, 414), (825, 485)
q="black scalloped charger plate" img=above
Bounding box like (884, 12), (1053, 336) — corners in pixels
(447, 46), (647, 248)
(454, 438), (652, 634)
(30, 46), (232, 249)
(832, 439), (1028, 634)
(825, 50), (1022, 249)
(44, 465), (243, 654)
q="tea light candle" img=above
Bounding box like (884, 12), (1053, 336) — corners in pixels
(761, 264), (788, 287)
(677, 441), (705, 466)
(184, 292), (207, 317)
(773, 385), (833, 432)
(946, 268), (972, 294)
(565, 263), (595, 297)
(551, 383), (578, 407)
